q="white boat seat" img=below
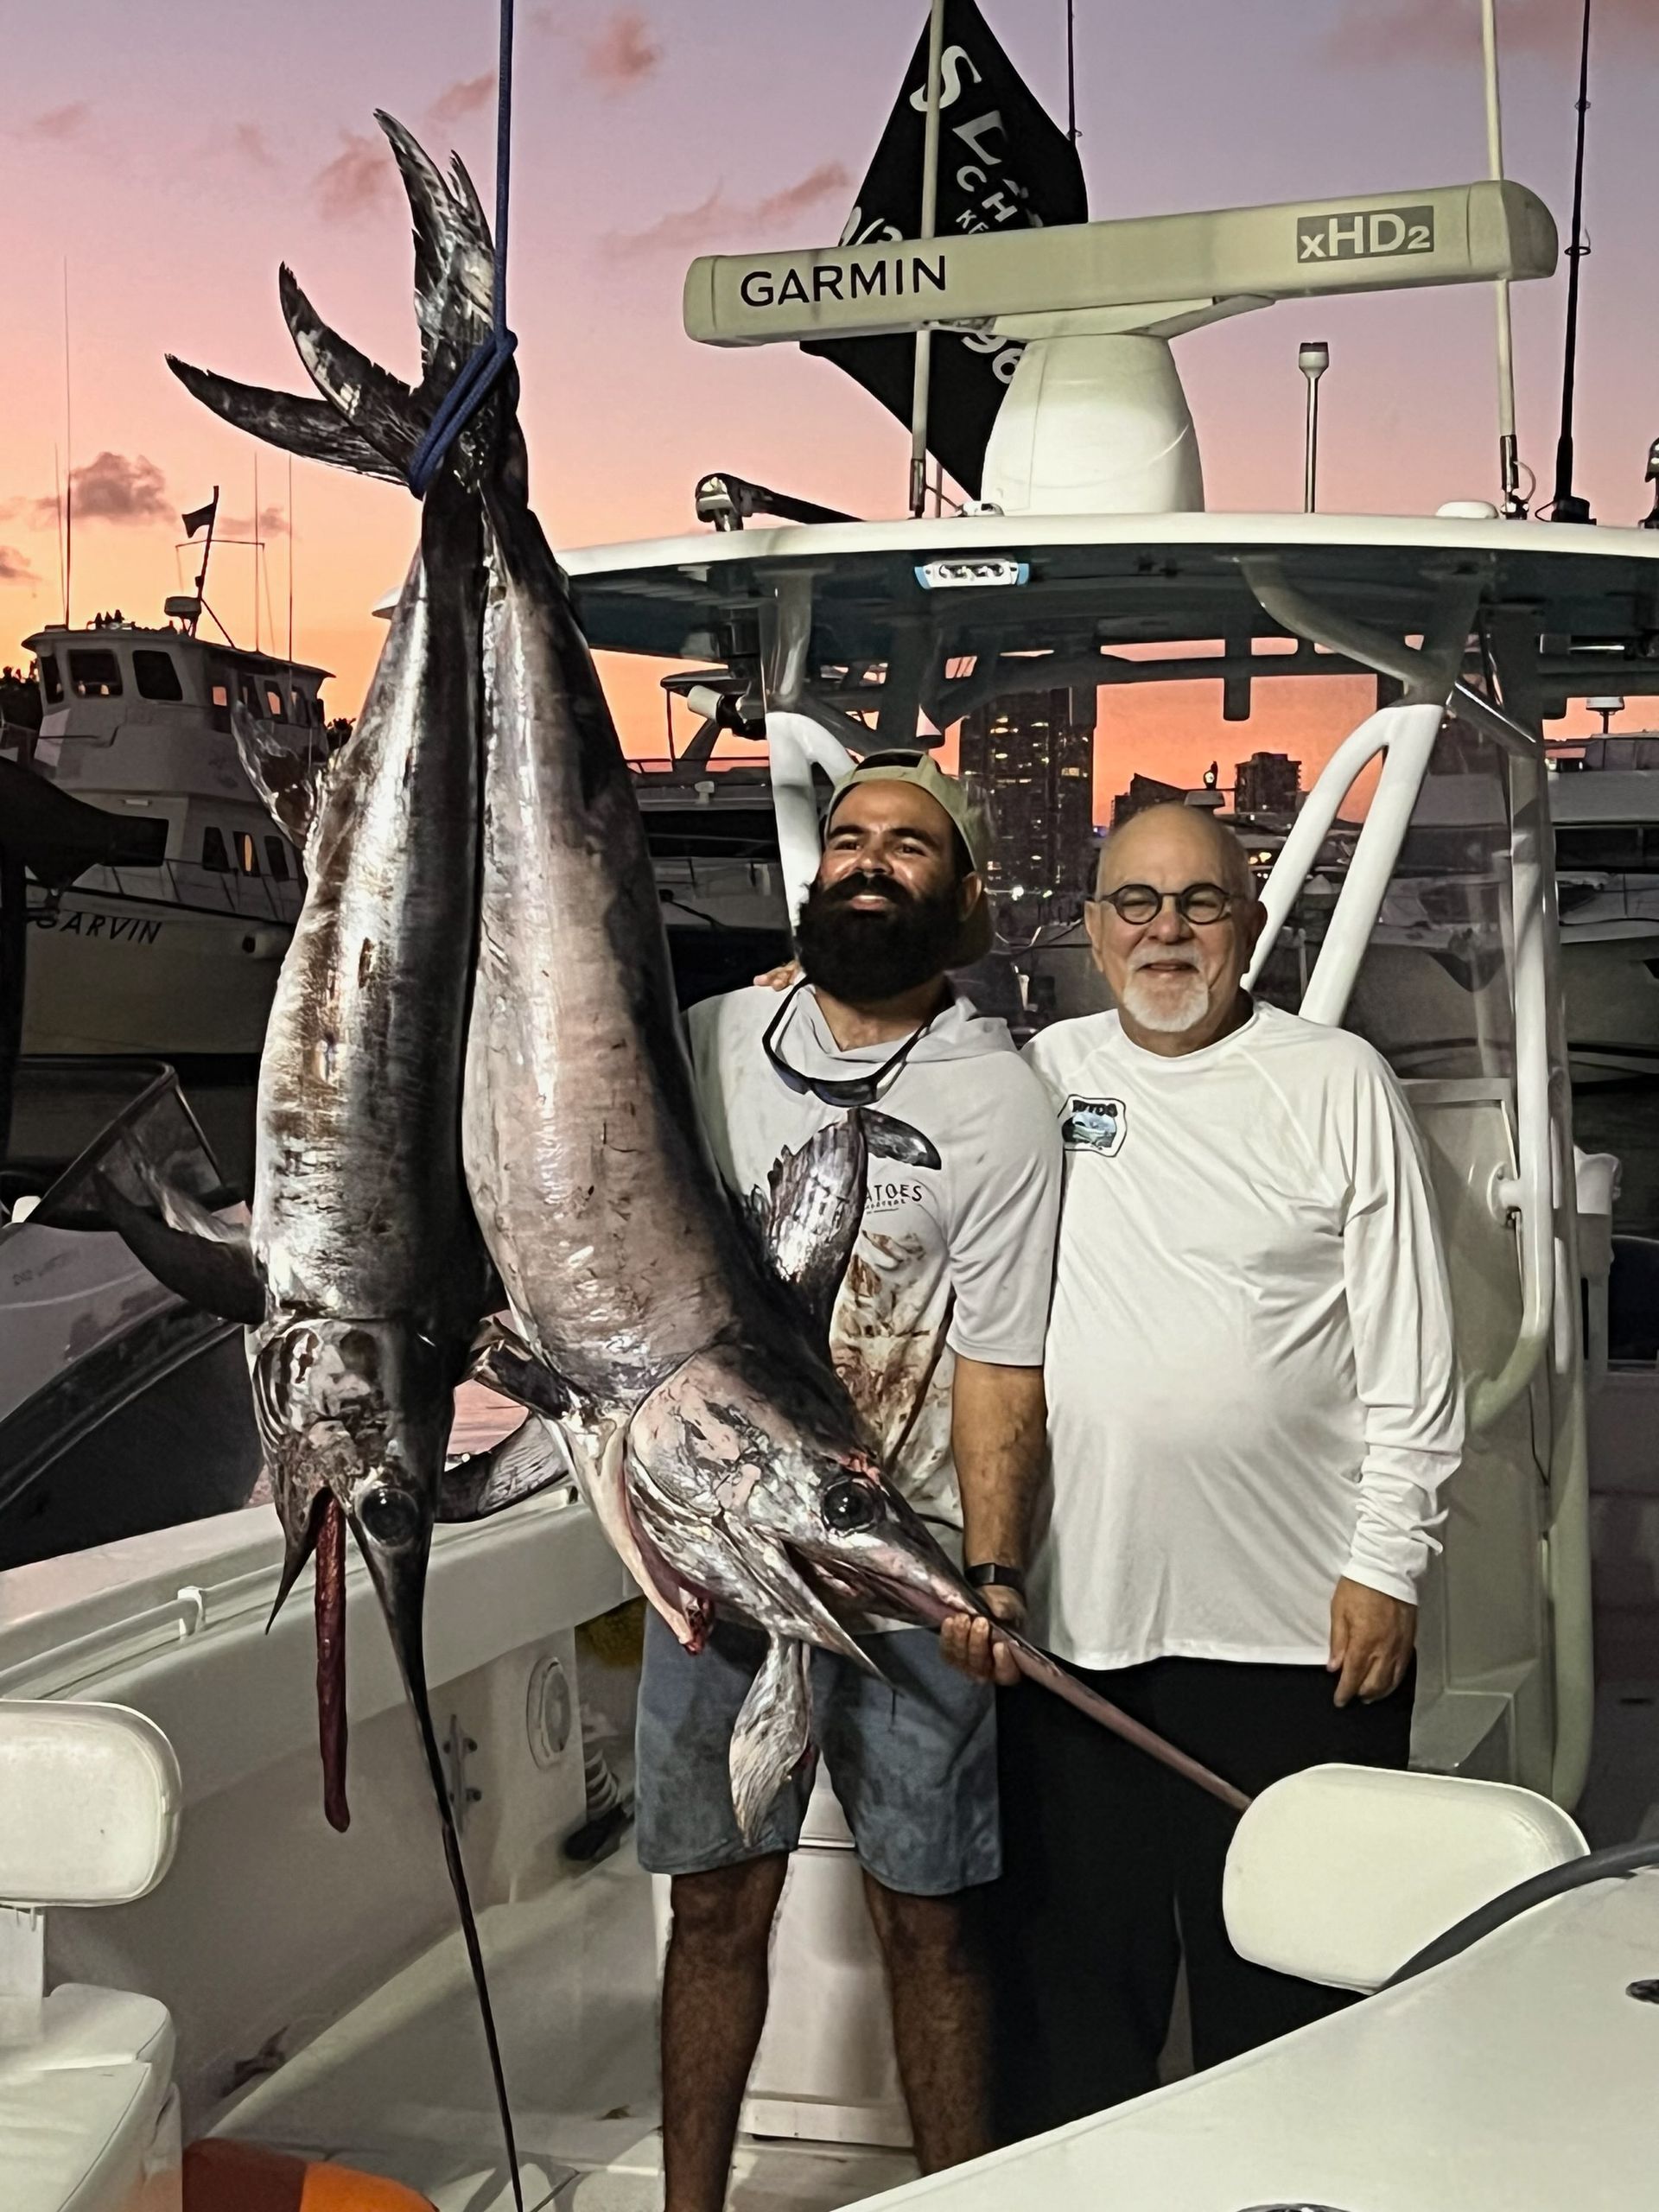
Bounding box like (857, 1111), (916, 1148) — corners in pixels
(1223, 1762), (1588, 1993)
(0, 1704), (186, 2212)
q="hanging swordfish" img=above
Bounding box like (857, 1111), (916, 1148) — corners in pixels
(104, 116), (530, 2209)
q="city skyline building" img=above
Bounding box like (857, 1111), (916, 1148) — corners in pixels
(957, 685), (1097, 930)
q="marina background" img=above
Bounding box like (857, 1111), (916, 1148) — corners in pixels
(3, 0), (1657, 804)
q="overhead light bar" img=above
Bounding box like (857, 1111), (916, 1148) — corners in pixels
(916, 557), (1030, 590)
(684, 181), (1557, 349)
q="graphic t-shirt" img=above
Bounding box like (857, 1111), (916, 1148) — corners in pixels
(687, 986), (1061, 1556)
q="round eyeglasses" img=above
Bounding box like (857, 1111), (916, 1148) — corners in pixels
(1087, 881), (1236, 927)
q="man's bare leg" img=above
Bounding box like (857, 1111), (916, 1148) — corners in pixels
(660, 1855), (789, 2212)
(863, 1872), (993, 2171)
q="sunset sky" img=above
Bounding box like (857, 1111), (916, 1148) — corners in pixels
(3, 0), (1656, 804)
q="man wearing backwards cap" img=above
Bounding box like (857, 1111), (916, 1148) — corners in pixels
(638, 751), (1061, 2211)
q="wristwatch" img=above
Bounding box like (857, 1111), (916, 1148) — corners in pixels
(966, 1561), (1027, 1599)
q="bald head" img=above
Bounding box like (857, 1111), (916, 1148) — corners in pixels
(1096, 804), (1255, 905)
(1085, 802), (1265, 1057)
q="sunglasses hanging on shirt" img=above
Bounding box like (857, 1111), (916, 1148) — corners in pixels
(761, 979), (937, 1108)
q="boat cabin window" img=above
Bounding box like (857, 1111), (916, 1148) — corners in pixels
(39, 653), (63, 706)
(238, 675), (263, 717)
(201, 827), (232, 872)
(132, 649), (185, 702)
(235, 831), (261, 875)
(108, 817), (169, 867)
(264, 836), (290, 881)
(68, 648), (123, 699)
(1554, 824), (1650, 874)
(208, 667), (232, 710)
(264, 683), (287, 721)
(289, 686), (312, 723)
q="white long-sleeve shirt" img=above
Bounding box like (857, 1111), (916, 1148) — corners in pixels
(1023, 1001), (1463, 1670)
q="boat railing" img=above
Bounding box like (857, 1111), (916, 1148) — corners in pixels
(29, 856), (301, 931)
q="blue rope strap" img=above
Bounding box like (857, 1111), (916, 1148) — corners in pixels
(409, 0), (516, 496)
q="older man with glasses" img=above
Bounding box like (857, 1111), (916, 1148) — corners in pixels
(639, 751), (1061, 2212)
(950, 800), (1462, 2140)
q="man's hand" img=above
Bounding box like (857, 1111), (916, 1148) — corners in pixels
(940, 1585), (1025, 1688)
(1328, 1576), (1415, 1707)
(753, 959), (800, 991)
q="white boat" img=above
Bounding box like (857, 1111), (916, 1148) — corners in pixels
(8, 103), (1659, 2212)
(8, 621), (328, 1059)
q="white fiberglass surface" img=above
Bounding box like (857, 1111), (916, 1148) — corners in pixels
(213, 1840), (914, 2212)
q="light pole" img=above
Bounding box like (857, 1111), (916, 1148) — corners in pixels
(1300, 341), (1330, 514)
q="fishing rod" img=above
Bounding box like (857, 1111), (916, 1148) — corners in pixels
(1548, 0), (1595, 524)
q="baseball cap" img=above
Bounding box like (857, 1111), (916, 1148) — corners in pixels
(824, 749), (995, 965)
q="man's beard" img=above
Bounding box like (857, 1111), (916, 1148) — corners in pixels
(796, 871), (963, 1002)
(1119, 950), (1211, 1034)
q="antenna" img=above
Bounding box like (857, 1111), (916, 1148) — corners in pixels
(252, 455), (260, 652)
(908, 0), (947, 519)
(52, 446), (66, 626)
(1549, 0), (1594, 524)
(1480, 0), (1527, 518)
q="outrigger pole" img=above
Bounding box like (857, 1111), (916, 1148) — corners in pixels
(1480, 0), (1526, 518)
(1549, 0), (1595, 524)
(908, 0), (947, 518)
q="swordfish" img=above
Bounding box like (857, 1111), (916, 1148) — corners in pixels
(462, 470), (1252, 1832)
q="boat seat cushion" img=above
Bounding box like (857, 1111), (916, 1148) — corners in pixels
(1223, 1762), (1587, 1992)
(0, 1986), (178, 2212)
(0, 1702), (182, 1908)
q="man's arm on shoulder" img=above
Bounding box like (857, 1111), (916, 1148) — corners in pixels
(1333, 1046), (1464, 1700)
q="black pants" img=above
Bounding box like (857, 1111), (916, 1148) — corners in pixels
(982, 1653), (1415, 2144)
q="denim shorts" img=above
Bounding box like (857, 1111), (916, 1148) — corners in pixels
(635, 1609), (1000, 1896)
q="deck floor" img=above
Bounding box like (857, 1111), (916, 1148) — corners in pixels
(215, 1838), (916, 2212)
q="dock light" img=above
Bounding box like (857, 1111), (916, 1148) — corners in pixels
(1586, 696), (1624, 735)
(1643, 438), (1659, 531)
(915, 557), (1030, 591)
(1299, 342), (1330, 514)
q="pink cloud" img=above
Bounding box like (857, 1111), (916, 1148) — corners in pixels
(26, 103), (90, 141)
(313, 130), (395, 222)
(230, 122), (276, 168)
(584, 8), (661, 89)
(429, 73), (495, 128)
(219, 505), (290, 540)
(0, 546), (39, 586)
(67, 452), (170, 525)
(1325, 0), (1657, 67)
(608, 159), (850, 257)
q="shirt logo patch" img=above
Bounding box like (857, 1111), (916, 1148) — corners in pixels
(1059, 1095), (1126, 1157)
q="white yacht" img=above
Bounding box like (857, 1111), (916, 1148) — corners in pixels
(8, 620), (328, 1058)
(1551, 728), (1659, 1080)
(7, 119), (1659, 2212)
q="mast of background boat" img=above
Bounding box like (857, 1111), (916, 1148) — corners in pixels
(61, 264), (73, 626)
(252, 455), (260, 652)
(908, 0), (946, 518)
(1065, 0), (1077, 145)
(1480, 0), (1526, 518)
(190, 491), (219, 642)
(1549, 0), (1595, 524)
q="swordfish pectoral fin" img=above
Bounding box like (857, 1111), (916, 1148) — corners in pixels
(90, 1172), (264, 1326)
(730, 1635), (813, 1843)
(439, 1414), (574, 1522)
(230, 702), (332, 856)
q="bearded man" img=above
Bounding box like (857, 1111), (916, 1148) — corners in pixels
(639, 751), (1060, 2212)
(950, 801), (1463, 2139)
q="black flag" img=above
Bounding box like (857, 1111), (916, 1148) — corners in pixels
(181, 493), (218, 539)
(803, 0), (1086, 498)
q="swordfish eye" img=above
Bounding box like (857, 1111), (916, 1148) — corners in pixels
(355, 1484), (423, 1549)
(822, 1478), (880, 1533)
